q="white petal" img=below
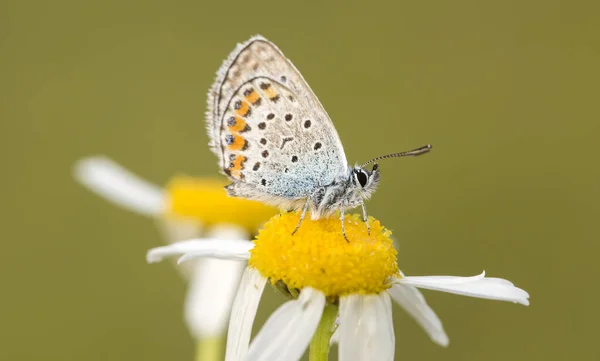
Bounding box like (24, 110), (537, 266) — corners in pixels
(146, 239), (253, 263)
(245, 288), (325, 361)
(380, 292), (395, 357)
(339, 292), (395, 361)
(185, 259), (246, 338)
(225, 268), (267, 361)
(388, 283), (449, 346)
(396, 271), (530, 306)
(150, 217), (204, 280)
(74, 156), (165, 216)
(400, 271), (487, 285)
(184, 226), (248, 338)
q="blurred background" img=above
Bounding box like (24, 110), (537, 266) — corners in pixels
(2, 0), (599, 360)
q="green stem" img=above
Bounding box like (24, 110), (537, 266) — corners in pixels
(195, 336), (223, 361)
(309, 304), (338, 361)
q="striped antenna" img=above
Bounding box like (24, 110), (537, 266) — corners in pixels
(361, 144), (432, 167)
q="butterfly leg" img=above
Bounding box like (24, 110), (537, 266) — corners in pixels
(340, 204), (349, 242)
(291, 197), (311, 236)
(361, 202), (370, 235)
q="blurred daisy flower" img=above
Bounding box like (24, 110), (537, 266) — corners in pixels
(74, 156), (276, 360)
(148, 212), (529, 361)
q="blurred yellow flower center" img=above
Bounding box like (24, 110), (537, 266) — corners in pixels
(164, 176), (276, 231)
(249, 212), (399, 297)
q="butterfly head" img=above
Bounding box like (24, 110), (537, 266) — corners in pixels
(351, 163), (380, 200)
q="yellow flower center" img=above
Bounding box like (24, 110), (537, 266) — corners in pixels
(249, 212), (399, 297)
(164, 176), (277, 231)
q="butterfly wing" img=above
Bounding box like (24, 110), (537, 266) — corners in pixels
(206, 35), (348, 204)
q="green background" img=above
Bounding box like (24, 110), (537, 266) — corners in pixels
(2, 0), (598, 360)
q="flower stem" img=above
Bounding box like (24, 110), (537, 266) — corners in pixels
(195, 336), (223, 361)
(309, 304), (338, 361)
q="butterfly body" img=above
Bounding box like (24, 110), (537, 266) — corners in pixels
(226, 164), (379, 221)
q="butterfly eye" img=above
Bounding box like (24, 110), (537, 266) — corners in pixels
(356, 170), (368, 188)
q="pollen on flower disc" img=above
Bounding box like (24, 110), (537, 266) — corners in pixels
(249, 212), (399, 297)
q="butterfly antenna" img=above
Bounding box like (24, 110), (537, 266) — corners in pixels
(361, 144), (432, 167)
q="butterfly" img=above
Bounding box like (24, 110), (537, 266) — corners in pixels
(205, 35), (431, 239)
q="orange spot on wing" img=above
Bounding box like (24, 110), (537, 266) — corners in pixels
(232, 156), (247, 171)
(263, 87), (278, 99)
(228, 135), (247, 151)
(245, 90), (261, 104)
(231, 155), (247, 178)
(236, 101), (250, 117)
(229, 117), (247, 132)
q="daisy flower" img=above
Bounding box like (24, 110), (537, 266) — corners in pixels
(73, 156), (275, 360)
(148, 212), (529, 361)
